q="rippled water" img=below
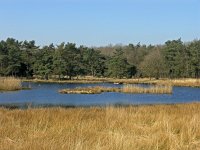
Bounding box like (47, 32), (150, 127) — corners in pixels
(0, 82), (199, 108)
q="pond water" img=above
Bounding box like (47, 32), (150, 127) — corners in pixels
(0, 82), (199, 108)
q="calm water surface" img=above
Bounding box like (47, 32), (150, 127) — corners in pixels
(0, 82), (199, 107)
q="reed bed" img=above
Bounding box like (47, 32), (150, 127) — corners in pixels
(59, 85), (172, 94)
(24, 78), (200, 87)
(108, 78), (200, 87)
(170, 79), (200, 87)
(23, 79), (103, 84)
(59, 86), (120, 94)
(0, 103), (200, 150)
(0, 77), (22, 91)
(122, 84), (173, 94)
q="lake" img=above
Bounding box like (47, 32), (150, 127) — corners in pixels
(0, 82), (199, 108)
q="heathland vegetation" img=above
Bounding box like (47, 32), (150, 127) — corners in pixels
(0, 38), (199, 80)
(0, 103), (200, 150)
(0, 77), (21, 91)
(59, 85), (172, 94)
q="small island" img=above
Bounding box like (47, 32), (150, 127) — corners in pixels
(59, 85), (173, 94)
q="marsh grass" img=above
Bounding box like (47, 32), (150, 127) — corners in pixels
(0, 103), (200, 150)
(169, 78), (200, 87)
(59, 86), (120, 94)
(23, 78), (104, 84)
(109, 78), (200, 87)
(0, 77), (22, 91)
(24, 77), (200, 87)
(122, 84), (172, 94)
(59, 85), (172, 94)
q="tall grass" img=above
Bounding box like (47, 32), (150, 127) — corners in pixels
(59, 86), (120, 94)
(59, 85), (172, 94)
(0, 77), (22, 91)
(24, 77), (200, 87)
(0, 103), (200, 150)
(122, 84), (173, 94)
(170, 78), (200, 87)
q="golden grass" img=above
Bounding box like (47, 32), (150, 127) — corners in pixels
(59, 86), (120, 94)
(168, 79), (200, 87)
(108, 78), (200, 87)
(0, 103), (200, 150)
(59, 85), (172, 94)
(122, 84), (172, 94)
(23, 77), (200, 87)
(0, 77), (22, 91)
(23, 78), (104, 84)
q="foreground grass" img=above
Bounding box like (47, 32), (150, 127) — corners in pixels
(0, 103), (200, 150)
(0, 77), (22, 91)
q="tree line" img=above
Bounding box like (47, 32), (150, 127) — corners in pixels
(0, 38), (199, 79)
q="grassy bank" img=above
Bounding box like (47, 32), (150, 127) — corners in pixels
(59, 86), (120, 94)
(108, 78), (200, 87)
(59, 85), (172, 94)
(0, 77), (22, 91)
(0, 103), (200, 150)
(23, 77), (200, 87)
(23, 78), (104, 84)
(122, 84), (172, 94)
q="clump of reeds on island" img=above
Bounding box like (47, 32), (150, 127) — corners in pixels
(0, 103), (200, 150)
(0, 77), (22, 91)
(122, 84), (173, 94)
(59, 86), (120, 94)
(59, 84), (172, 94)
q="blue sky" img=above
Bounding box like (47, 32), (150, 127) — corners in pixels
(0, 0), (199, 46)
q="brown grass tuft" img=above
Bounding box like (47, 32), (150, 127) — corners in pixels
(59, 85), (172, 94)
(24, 77), (200, 87)
(0, 77), (22, 91)
(122, 84), (173, 94)
(169, 78), (200, 87)
(59, 86), (120, 94)
(0, 103), (200, 150)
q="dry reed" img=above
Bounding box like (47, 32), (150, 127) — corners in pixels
(0, 103), (200, 150)
(169, 78), (200, 87)
(24, 78), (200, 87)
(59, 85), (172, 94)
(0, 77), (22, 91)
(122, 84), (172, 94)
(59, 86), (120, 94)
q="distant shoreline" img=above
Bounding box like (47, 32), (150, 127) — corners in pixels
(22, 77), (200, 87)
